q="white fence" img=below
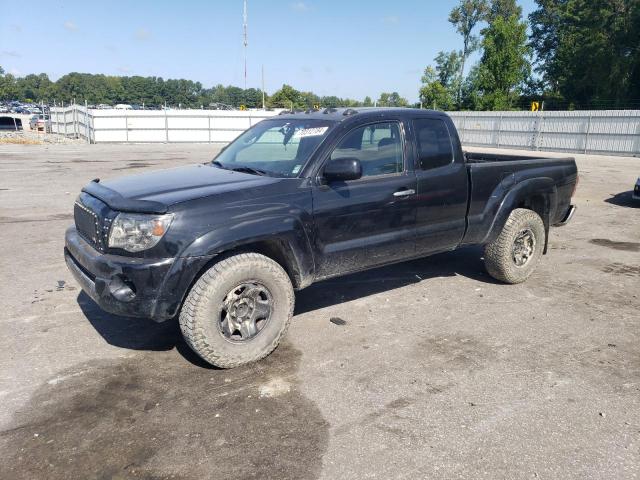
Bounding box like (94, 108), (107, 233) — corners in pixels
(448, 110), (640, 157)
(50, 106), (640, 157)
(49, 107), (279, 144)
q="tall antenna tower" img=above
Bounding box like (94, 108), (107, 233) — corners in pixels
(243, 0), (248, 90)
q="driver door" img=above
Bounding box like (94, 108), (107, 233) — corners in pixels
(311, 121), (417, 279)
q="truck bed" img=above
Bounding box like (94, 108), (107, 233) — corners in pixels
(461, 151), (578, 245)
(465, 151), (569, 164)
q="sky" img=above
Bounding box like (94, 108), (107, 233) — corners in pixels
(0, 0), (537, 102)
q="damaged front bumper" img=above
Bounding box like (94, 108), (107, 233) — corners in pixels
(65, 227), (213, 321)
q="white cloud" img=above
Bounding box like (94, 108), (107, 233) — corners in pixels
(383, 15), (399, 24)
(1, 50), (21, 58)
(290, 2), (309, 12)
(135, 28), (151, 41)
(63, 20), (78, 31)
(9, 67), (21, 76)
(117, 66), (131, 73)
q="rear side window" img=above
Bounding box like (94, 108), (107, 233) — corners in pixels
(413, 118), (454, 170)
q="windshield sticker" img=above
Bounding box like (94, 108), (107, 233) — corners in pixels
(293, 126), (328, 138)
(292, 164), (302, 174)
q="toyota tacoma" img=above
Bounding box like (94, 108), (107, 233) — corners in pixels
(65, 108), (578, 367)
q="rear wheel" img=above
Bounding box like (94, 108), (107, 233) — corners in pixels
(484, 208), (545, 284)
(179, 253), (295, 368)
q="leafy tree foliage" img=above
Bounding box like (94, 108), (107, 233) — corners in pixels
(419, 60), (458, 110)
(529, 0), (640, 108)
(0, 70), (371, 109)
(419, 69), (455, 110)
(448, 0), (490, 103)
(434, 51), (464, 89)
(475, 0), (531, 109)
(376, 92), (409, 107)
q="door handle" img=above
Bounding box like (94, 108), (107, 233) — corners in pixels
(393, 189), (416, 197)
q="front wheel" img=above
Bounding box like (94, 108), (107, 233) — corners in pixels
(484, 208), (545, 284)
(179, 253), (295, 368)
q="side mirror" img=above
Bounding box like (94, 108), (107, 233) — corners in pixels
(323, 157), (362, 182)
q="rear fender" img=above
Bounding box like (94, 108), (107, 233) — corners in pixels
(482, 178), (557, 249)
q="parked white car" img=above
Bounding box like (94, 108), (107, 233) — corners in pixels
(114, 104), (133, 110)
(29, 114), (51, 132)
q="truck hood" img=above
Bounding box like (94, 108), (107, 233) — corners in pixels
(82, 164), (279, 214)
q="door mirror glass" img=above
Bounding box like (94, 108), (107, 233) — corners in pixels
(323, 157), (362, 182)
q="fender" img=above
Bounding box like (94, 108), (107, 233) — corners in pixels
(180, 214), (316, 289)
(464, 177), (557, 248)
(483, 177), (557, 248)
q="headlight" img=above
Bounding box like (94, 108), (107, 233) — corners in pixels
(108, 213), (174, 252)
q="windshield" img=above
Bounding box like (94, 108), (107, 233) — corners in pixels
(213, 118), (335, 177)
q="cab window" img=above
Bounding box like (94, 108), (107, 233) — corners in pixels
(413, 118), (454, 170)
(330, 122), (403, 178)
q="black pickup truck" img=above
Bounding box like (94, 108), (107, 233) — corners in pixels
(65, 108), (578, 367)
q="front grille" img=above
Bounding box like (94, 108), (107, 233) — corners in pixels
(74, 202), (101, 247)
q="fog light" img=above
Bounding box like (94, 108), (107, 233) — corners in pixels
(108, 275), (136, 302)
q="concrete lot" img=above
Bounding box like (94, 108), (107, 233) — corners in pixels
(0, 143), (638, 479)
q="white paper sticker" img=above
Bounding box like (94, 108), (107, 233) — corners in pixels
(293, 126), (328, 138)
(292, 164), (302, 174)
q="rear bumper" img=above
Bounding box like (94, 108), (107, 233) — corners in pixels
(555, 205), (577, 226)
(65, 227), (213, 321)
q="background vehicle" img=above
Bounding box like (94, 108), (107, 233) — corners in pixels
(633, 178), (640, 202)
(29, 114), (51, 132)
(65, 108), (578, 368)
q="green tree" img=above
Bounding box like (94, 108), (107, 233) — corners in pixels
(16, 73), (53, 102)
(530, 0), (640, 108)
(434, 50), (464, 89)
(0, 66), (19, 101)
(475, 0), (531, 109)
(419, 66), (455, 110)
(267, 84), (304, 109)
(320, 96), (341, 107)
(487, 0), (522, 21)
(448, 0), (489, 104)
(377, 92), (408, 107)
(362, 96), (373, 107)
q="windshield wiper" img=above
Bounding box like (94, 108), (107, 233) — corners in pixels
(230, 166), (268, 176)
(212, 160), (226, 169)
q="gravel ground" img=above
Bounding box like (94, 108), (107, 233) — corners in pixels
(0, 143), (638, 480)
(0, 113), (85, 144)
(0, 130), (86, 144)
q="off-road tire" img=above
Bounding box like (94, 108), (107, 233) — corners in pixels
(484, 208), (545, 284)
(179, 253), (295, 368)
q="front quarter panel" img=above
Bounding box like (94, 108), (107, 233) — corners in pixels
(173, 180), (316, 287)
